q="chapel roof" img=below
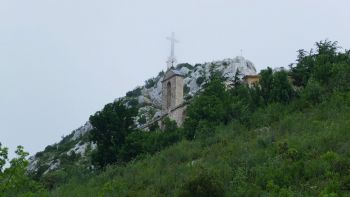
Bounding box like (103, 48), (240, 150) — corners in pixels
(162, 69), (184, 82)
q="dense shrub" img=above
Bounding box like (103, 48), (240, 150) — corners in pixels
(126, 87), (142, 97)
(184, 76), (230, 139)
(196, 76), (205, 86)
(300, 79), (325, 105)
(145, 78), (156, 89)
(184, 84), (190, 94)
(178, 170), (224, 197)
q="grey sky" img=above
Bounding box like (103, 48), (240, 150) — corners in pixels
(1, 0), (349, 158)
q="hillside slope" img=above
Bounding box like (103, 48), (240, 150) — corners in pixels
(28, 57), (257, 178)
(50, 92), (350, 196)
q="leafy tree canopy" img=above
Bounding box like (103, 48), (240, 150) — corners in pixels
(89, 100), (138, 167)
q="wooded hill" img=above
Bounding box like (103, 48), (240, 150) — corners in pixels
(1, 40), (350, 196)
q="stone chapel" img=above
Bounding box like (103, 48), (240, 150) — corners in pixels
(161, 68), (187, 126)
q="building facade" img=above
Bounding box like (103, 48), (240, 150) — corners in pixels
(161, 69), (186, 126)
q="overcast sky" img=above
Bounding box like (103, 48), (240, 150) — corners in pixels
(1, 0), (349, 158)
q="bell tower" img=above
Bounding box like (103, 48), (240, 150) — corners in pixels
(161, 69), (184, 114)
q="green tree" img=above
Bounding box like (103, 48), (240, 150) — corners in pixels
(270, 70), (294, 104)
(0, 144), (46, 196)
(89, 100), (138, 167)
(290, 49), (315, 87)
(259, 67), (274, 104)
(162, 117), (178, 132)
(259, 68), (294, 104)
(184, 75), (230, 139)
(290, 40), (342, 89)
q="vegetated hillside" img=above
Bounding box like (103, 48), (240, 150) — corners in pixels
(27, 57), (256, 180)
(2, 40), (350, 196)
(51, 92), (350, 196)
(46, 40), (350, 196)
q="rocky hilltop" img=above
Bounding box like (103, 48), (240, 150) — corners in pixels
(28, 56), (257, 176)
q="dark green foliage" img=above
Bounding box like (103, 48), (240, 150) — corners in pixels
(50, 92), (350, 196)
(145, 78), (156, 89)
(89, 101), (183, 167)
(44, 145), (56, 152)
(87, 98), (184, 169)
(162, 117), (178, 132)
(121, 131), (148, 161)
(196, 76), (205, 86)
(186, 64), (294, 139)
(259, 67), (295, 104)
(259, 67), (274, 103)
(184, 76), (230, 139)
(126, 87), (142, 97)
(178, 169), (224, 197)
(291, 40), (350, 92)
(232, 68), (242, 86)
(183, 84), (190, 94)
(138, 115), (147, 125)
(89, 100), (138, 167)
(270, 70), (294, 104)
(127, 98), (139, 108)
(289, 49), (315, 87)
(227, 84), (261, 124)
(331, 62), (350, 92)
(157, 70), (165, 78)
(148, 121), (160, 131)
(300, 79), (325, 105)
(122, 126), (182, 161)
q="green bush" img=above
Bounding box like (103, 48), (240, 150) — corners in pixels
(138, 115), (147, 125)
(184, 84), (190, 94)
(184, 77), (229, 139)
(178, 169), (224, 197)
(126, 87), (142, 97)
(196, 76), (205, 86)
(145, 78), (156, 89)
(301, 79), (325, 105)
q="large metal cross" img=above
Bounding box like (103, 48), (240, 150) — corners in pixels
(166, 32), (179, 69)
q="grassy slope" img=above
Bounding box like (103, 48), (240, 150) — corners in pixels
(51, 93), (350, 196)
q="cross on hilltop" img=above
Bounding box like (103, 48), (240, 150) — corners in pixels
(166, 32), (179, 69)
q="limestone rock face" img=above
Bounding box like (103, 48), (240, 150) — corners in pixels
(71, 121), (93, 141)
(183, 56), (257, 95)
(134, 56), (257, 128)
(147, 56), (256, 104)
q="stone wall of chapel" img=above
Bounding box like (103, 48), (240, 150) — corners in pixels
(174, 77), (184, 107)
(162, 75), (184, 113)
(167, 105), (187, 127)
(161, 72), (185, 127)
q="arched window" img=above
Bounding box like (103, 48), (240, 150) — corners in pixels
(167, 82), (171, 109)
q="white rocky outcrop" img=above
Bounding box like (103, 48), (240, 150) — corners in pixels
(67, 142), (96, 157)
(28, 156), (39, 173)
(43, 160), (61, 175)
(71, 121), (93, 141)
